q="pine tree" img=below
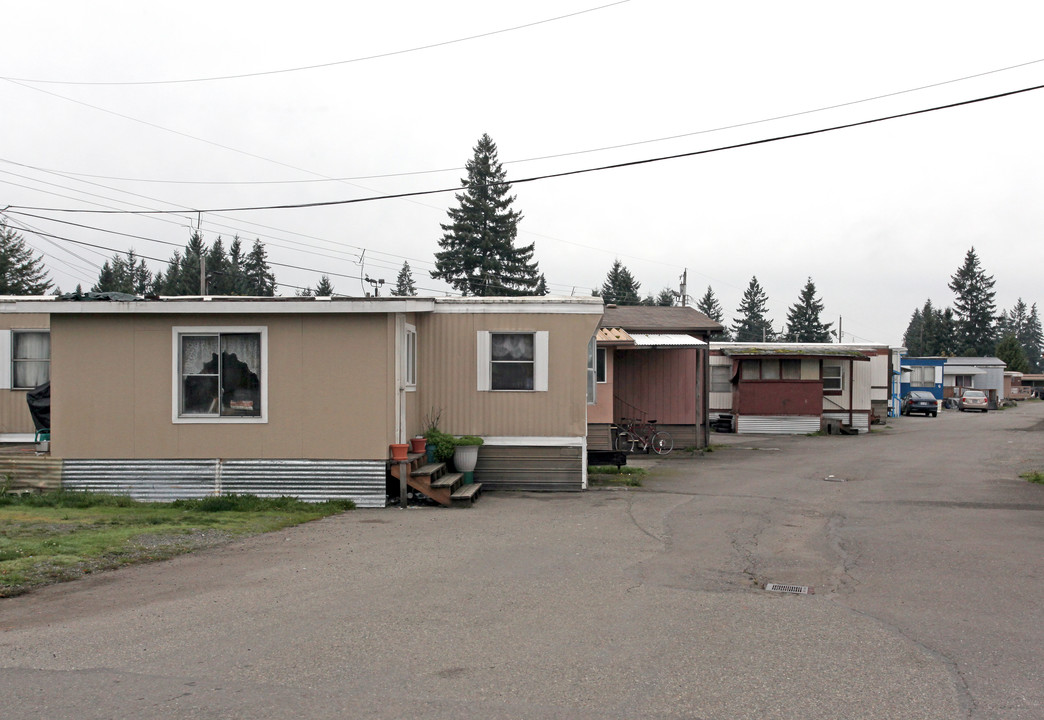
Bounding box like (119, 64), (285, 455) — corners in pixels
(91, 249), (153, 295)
(784, 277), (833, 342)
(1023, 304), (1043, 372)
(314, 275), (335, 296)
(0, 222), (52, 294)
(599, 259), (642, 305)
(903, 306), (925, 355)
(656, 288), (676, 306)
(205, 237), (231, 294)
(243, 239), (276, 296)
(431, 134), (539, 295)
(226, 236), (250, 295)
(534, 273), (548, 296)
(948, 247), (997, 355)
(996, 334), (1030, 373)
(391, 261), (417, 297)
(1002, 298), (1042, 372)
(903, 299), (957, 356)
(731, 276), (774, 342)
(696, 285), (729, 340)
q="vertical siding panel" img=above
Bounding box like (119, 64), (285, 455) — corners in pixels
(419, 312), (599, 438)
(614, 349), (697, 423)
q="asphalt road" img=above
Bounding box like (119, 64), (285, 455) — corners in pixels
(2, 402), (1043, 719)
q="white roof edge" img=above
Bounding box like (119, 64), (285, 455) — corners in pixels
(0, 298), (437, 314)
(0, 294), (605, 316)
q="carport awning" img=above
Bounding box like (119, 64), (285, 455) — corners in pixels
(943, 366), (987, 375)
(629, 333), (706, 348)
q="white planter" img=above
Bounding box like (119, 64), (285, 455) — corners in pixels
(453, 444), (480, 473)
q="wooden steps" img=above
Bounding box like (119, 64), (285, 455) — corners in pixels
(388, 454), (482, 508)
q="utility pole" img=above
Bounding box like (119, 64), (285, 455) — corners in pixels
(837, 316), (843, 343)
(679, 268), (688, 307)
(200, 256), (207, 296)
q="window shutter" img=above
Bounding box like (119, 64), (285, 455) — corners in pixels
(476, 331), (491, 391)
(534, 331), (549, 392)
(0, 330), (10, 390)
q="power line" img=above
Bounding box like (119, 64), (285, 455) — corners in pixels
(2, 2), (632, 86)
(10, 80), (1043, 217)
(8, 55), (1041, 187)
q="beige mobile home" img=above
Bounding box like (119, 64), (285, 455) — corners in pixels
(2, 295), (603, 505)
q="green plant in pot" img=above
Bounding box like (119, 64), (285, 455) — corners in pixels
(453, 435), (484, 484)
(424, 429), (455, 465)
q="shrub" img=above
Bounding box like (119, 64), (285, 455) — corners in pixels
(453, 435), (484, 446)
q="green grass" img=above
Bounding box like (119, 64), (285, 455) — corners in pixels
(0, 491), (354, 597)
(1020, 471), (1044, 484)
(588, 465), (647, 487)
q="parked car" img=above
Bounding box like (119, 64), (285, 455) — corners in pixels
(958, 389), (989, 412)
(901, 390), (938, 417)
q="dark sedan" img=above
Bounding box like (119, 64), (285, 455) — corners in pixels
(901, 390), (939, 417)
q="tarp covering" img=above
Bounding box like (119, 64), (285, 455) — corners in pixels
(26, 381), (49, 431)
(57, 291), (140, 301)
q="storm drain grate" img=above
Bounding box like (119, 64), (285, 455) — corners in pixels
(765, 583), (814, 595)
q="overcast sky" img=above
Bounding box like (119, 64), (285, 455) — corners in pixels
(3, 1), (1043, 345)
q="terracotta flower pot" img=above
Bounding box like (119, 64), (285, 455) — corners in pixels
(409, 437), (426, 454)
(390, 443), (409, 461)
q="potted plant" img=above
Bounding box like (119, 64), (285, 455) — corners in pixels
(409, 436), (426, 454)
(422, 408), (444, 463)
(452, 435), (484, 484)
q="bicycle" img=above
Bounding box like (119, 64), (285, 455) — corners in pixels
(614, 417), (673, 455)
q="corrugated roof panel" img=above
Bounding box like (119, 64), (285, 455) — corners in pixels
(629, 333), (706, 347)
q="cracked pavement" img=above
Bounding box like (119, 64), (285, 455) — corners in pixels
(2, 403), (1043, 719)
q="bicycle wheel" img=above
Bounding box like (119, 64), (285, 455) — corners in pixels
(651, 431), (673, 455)
(615, 431), (636, 453)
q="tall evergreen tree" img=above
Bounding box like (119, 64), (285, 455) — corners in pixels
(534, 273), (549, 296)
(0, 222), (52, 294)
(314, 275), (335, 296)
(783, 277), (832, 342)
(655, 288), (676, 306)
(902, 306), (925, 355)
(243, 239), (276, 296)
(996, 334), (1030, 373)
(205, 237), (231, 294)
(91, 249), (154, 295)
(225, 236), (250, 295)
(948, 247), (997, 355)
(391, 261), (417, 297)
(431, 134), (539, 295)
(731, 276), (774, 342)
(1023, 303), (1043, 372)
(599, 259), (642, 305)
(696, 285), (729, 340)
(903, 299), (956, 356)
(1001, 298), (1042, 372)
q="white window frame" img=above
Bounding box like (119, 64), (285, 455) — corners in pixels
(710, 365), (731, 393)
(910, 366), (934, 388)
(172, 326), (268, 424)
(404, 324), (417, 390)
(823, 361), (843, 393)
(11, 329), (50, 390)
(476, 330), (549, 392)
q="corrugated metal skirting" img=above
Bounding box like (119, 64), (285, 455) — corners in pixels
(736, 415), (820, 435)
(474, 445), (583, 491)
(0, 457), (63, 493)
(62, 459), (387, 507)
